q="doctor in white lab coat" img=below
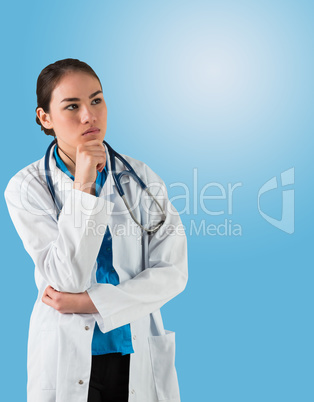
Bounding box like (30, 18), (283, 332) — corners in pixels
(4, 58), (188, 402)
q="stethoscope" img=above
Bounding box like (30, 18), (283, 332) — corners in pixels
(44, 139), (166, 233)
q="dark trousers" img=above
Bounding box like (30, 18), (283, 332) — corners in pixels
(87, 353), (130, 402)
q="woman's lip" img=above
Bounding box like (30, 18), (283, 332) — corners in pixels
(82, 129), (100, 135)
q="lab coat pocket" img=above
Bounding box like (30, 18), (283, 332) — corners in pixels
(148, 330), (180, 401)
(40, 329), (58, 390)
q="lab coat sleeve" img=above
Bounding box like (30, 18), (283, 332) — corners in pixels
(87, 163), (188, 333)
(4, 171), (114, 293)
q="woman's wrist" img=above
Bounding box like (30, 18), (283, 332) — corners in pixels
(78, 291), (99, 314)
(73, 180), (96, 196)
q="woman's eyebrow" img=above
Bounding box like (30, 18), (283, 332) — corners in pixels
(60, 90), (103, 103)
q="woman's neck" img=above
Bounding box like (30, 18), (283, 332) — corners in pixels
(56, 146), (76, 177)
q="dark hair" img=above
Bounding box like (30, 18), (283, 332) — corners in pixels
(35, 58), (102, 137)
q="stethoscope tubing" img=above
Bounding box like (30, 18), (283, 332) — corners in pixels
(44, 139), (166, 233)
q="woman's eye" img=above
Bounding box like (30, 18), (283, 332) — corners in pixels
(92, 98), (102, 105)
(66, 104), (78, 110)
(66, 98), (102, 110)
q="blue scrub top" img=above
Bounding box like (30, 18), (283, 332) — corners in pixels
(53, 145), (134, 356)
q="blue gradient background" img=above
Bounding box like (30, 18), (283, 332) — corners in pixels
(1, 1), (313, 400)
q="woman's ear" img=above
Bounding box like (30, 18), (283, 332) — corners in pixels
(37, 107), (53, 130)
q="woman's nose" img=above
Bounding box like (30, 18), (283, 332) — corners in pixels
(80, 105), (96, 123)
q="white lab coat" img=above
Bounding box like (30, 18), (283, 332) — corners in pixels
(4, 142), (188, 402)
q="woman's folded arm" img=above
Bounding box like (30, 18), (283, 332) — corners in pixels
(4, 172), (114, 293)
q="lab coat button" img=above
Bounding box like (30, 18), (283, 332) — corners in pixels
(133, 335), (136, 340)
(78, 380), (84, 385)
(131, 389), (135, 394)
(85, 326), (90, 331)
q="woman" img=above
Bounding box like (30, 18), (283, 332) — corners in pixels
(4, 58), (188, 402)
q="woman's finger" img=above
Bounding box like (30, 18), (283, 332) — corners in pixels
(96, 163), (105, 172)
(42, 293), (54, 308)
(45, 285), (56, 298)
(44, 285), (60, 302)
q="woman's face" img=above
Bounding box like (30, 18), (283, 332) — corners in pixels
(38, 71), (107, 153)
